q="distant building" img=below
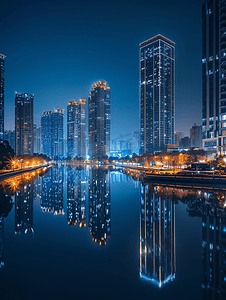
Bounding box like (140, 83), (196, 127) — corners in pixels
(67, 99), (86, 158)
(179, 136), (191, 150)
(4, 130), (15, 151)
(0, 54), (6, 141)
(89, 81), (111, 160)
(41, 109), (64, 158)
(15, 93), (34, 155)
(133, 131), (140, 155)
(140, 35), (175, 154)
(111, 131), (140, 157)
(174, 132), (179, 146)
(190, 124), (202, 148)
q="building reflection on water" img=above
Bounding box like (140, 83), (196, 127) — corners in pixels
(67, 166), (87, 227)
(199, 193), (226, 300)
(41, 166), (64, 215)
(0, 217), (4, 268)
(15, 180), (34, 235)
(0, 166), (225, 297)
(89, 167), (111, 246)
(141, 183), (226, 297)
(140, 184), (176, 287)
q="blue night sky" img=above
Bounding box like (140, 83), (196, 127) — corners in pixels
(1, 0), (202, 139)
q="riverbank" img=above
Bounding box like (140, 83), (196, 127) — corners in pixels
(0, 164), (51, 180)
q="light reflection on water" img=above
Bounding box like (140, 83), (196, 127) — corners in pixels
(0, 165), (225, 300)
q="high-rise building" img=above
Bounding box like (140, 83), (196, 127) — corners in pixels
(140, 35), (175, 154)
(190, 124), (202, 148)
(4, 130), (15, 151)
(89, 81), (111, 160)
(51, 109), (64, 158)
(202, 0), (226, 153)
(15, 93), (34, 155)
(41, 111), (52, 157)
(67, 99), (86, 158)
(0, 54), (6, 141)
(41, 109), (64, 158)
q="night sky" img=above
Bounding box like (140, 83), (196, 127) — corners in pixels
(1, 0), (202, 139)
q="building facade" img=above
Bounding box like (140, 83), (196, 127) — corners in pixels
(140, 35), (175, 154)
(202, 0), (226, 153)
(0, 54), (6, 141)
(89, 81), (111, 160)
(15, 93), (34, 155)
(34, 125), (42, 153)
(41, 111), (52, 157)
(41, 109), (64, 158)
(51, 109), (64, 158)
(190, 124), (202, 148)
(67, 99), (86, 158)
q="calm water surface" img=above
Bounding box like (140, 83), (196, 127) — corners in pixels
(0, 165), (225, 300)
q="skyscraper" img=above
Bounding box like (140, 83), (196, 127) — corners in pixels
(15, 92), (34, 155)
(67, 99), (86, 158)
(202, 0), (226, 154)
(51, 109), (64, 158)
(0, 54), (6, 141)
(41, 109), (64, 158)
(140, 35), (175, 154)
(88, 81), (111, 160)
(41, 111), (52, 157)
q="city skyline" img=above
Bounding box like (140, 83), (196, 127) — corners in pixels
(1, 0), (203, 139)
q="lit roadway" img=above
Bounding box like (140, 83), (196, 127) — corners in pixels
(0, 164), (51, 180)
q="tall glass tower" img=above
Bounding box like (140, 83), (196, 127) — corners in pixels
(140, 35), (175, 154)
(41, 109), (64, 158)
(88, 81), (111, 160)
(0, 54), (6, 141)
(202, 0), (226, 154)
(15, 92), (34, 155)
(67, 99), (86, 158)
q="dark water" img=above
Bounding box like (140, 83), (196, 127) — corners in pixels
(0, 165), (225, 300)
